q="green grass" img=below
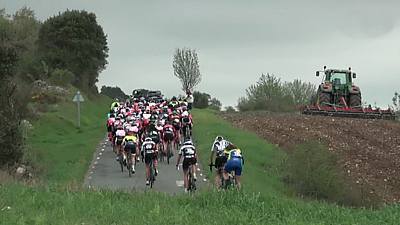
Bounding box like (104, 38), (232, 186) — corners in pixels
(1, 108), (400, 224)
(27, 91), (111, 185)
(192, 109), (287, 198)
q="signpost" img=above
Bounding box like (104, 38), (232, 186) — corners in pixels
(73, 91), (84, 128)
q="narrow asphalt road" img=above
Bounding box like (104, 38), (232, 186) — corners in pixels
(84, 136), (207, 194)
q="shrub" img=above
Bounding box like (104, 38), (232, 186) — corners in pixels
(283, 141), (379, 207)
(225, 106), (236, 113)
(48, 69), (74, 87)
(237, 74), (315, 112)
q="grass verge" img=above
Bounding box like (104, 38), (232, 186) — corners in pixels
(26, 91), (110, 185)
(1, 109), (400, 224)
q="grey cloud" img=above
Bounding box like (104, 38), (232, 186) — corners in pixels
(2, 0), (400, 107)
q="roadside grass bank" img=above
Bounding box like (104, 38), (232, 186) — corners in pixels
(26, 91), (110, 185)
(2, 184), (400, 225)
(2, 108), (400, 224)
(192, 109), (287, 198)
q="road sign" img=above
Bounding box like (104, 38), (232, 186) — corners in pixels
(73, 91), (84, 128)
(73, 91), (84, 102)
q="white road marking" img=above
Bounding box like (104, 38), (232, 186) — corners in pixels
(92, 166), (95, 169)
(88, 176), (92, 179)
(197, 168), (201, 171)
(94, 161), (98, 165)
(99, 152), (103, 156)
(200, 173), (203, 176)
(101, 149), (105, 152)
(96, 157), (100, 160)
(176, 180), (184, 187)
(90, 171), (94, 174)
(203, 178), (207, 182)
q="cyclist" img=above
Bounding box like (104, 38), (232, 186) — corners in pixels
(209, 136), (231, 187)
(122, 127), (138, 174)
(176, 139), (197, 193)
(106, 114), (115, 141)
(162, 121), (176, 156)
(142, 137), (158, 186)
(181, 110), (192, 139)
(223, 144), (244, 189)
(115, 125), (126, 158)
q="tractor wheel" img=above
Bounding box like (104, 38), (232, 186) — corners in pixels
(349, 94), (361, 108)
(318, 92), (331, 106)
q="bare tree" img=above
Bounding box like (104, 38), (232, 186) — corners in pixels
(173, 48), (201, 92)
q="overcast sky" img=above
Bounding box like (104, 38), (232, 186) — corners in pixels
(2, 0), (400, 107)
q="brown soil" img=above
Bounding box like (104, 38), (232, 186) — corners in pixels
(222, 112), (400, 203)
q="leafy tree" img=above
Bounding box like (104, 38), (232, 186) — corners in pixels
(284, 79), (316, 106)
(48, 69), (74, 87)
(209, 97), (222, 111)
(392, 92), (400, 112)
(238, 73), (294, 112)
(193, 91), (210, 109)
(224, 106), (236, 113)
(0, 20), (23, 165)
(100, 86), (128, 100)
(11, 7), (42, 81)
(37, 10), (109, 92)
(173, 48), (201, 92)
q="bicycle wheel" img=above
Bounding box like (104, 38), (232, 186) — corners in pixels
(118, 153), (124, 173)
(167, 142), (171, 165)
(127, 152), (132, 177)
(150, 161), (155, 188)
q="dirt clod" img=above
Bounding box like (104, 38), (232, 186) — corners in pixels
(223, 112), (400, 203)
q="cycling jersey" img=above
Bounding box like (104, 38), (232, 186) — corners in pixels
(179, 144), (196, 159)
(142, 140), (157, 154)
(123, 135), (137, 153)
(123, 135), (137, 146)
(179, 143), (197, 170)
(211, 139), (231, 157)
(226, 149), (242, 160)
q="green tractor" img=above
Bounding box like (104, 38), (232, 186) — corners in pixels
(303, 66), (396, 120)
(314, 67), (361, 107)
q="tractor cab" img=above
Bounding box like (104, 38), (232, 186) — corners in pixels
(317, 68), (356, 84)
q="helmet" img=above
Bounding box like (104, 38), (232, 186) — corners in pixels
(182, 111), (189, 117)
(216, 136), (223, 141)
(128, 127), (136, 133)
(132, 126), (139, 133)
(184, 140), (193, 145)
(145, 137), (152, 142)
(174, 118), (180, 123)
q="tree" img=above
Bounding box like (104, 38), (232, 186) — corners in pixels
(209, 97), (222, 111)
(37, 10), (109, 92)
(173, 48), (201, 92)
(0, 19), (23, 165)
(193, 91), (210, 109)
(238, 73), (294, 112)
(100, 86), (128, 100)
(392, 92), (400, 112)
(284, 79), (316, 106)
(225, 106), (236, 113)
(11, 7), (42, 81)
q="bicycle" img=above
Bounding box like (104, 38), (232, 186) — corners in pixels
(148, 157), (156, 188)
(126, 151), (134, 177)
(187, 164), (197, 193)
(166, 140), (173, 164)
(118, 152), (124, 173)
(177, 164), (196, 193)
(209, 163), (236, 189)
(209, 163), (224, 188)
